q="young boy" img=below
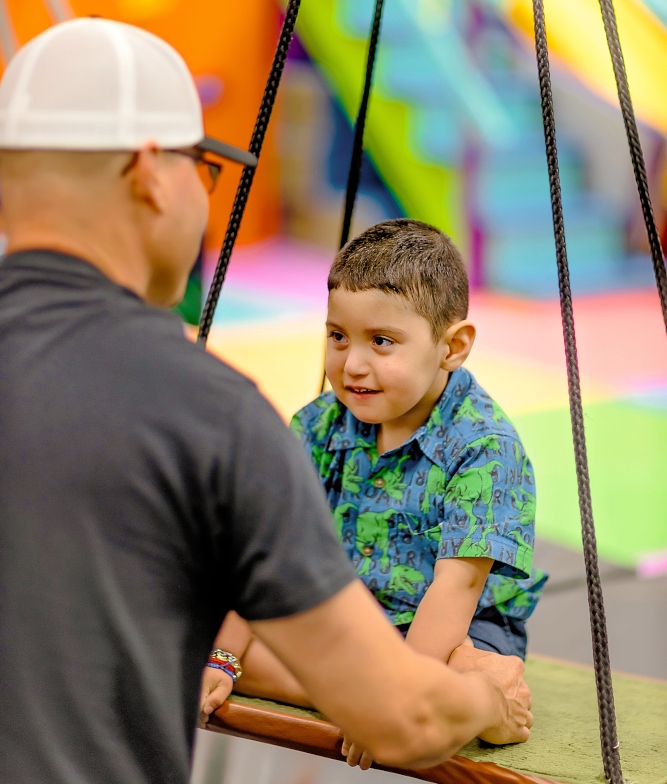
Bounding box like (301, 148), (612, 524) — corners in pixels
(199, 219), (546, 760)
(293, 218), (545, 655)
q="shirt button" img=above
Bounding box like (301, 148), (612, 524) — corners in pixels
(373, 477), (386, 488)
(361, 545), (374, 557)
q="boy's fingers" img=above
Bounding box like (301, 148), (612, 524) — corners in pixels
(199, 688), (211, 712)
(204, 684), (233, 715)
(346, 743), (365, 768)
(342, 738), (373, 768)
(203, 693), (225, 714)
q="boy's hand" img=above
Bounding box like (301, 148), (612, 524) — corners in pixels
(341, 735), (374, 770)
(198, 666), (234, 728)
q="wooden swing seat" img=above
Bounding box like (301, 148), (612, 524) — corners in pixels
(206, 654), (667, 784)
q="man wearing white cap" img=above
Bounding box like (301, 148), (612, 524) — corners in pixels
(0, 18), (532, 784)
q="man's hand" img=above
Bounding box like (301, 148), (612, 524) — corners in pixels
(448, 645), (533, 745)
(198, 666), (234, 728)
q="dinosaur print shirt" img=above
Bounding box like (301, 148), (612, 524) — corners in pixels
(290, 366), (547, 626)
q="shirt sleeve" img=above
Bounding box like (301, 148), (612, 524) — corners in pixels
(436, 435), (536, 580)
(289, 404), (315, 452)
(289, 393), (340, 479)
(223, 390), (356, 621)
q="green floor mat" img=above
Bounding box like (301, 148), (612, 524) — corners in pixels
(513, 401), (667, 567)
(228, 656), (667, 784)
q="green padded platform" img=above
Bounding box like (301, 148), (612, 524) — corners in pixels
(229, 655), (667, 784)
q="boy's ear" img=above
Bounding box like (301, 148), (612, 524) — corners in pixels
(441, 320), (476, 371)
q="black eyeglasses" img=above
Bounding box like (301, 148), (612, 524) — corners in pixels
(166, 148), (222, 194)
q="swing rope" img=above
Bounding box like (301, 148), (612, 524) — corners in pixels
(338, 0), (385, 250)
(320, 0), (385, 393)
(597, 0), (667, 335)
(197, 0), (302, 345)
(531, 2), (623, 783)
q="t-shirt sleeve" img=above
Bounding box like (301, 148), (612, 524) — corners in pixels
(223, 390), (356, 621)
(436, 435), (536, 580)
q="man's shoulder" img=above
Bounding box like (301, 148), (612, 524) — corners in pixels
(114, 308), (260, 417)
(0, 249), (255, 400)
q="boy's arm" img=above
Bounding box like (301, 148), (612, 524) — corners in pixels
(340, 558), (493, 769)
(234, 635), (314, 708)
(406, 556), (494, 664)
(199, 611), (253, 724)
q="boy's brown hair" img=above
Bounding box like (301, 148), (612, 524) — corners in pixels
(328, 218), (469, 340)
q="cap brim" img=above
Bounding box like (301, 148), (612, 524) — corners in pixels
(196, 136), (258, 168)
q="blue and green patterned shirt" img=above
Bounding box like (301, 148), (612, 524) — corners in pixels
(290, 367), (547, 627)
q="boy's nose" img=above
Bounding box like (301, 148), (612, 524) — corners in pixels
(343, 347), (371, 377)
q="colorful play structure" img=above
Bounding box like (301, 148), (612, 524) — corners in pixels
(296, 0), (667, 296)
(2, 2), (667, 783)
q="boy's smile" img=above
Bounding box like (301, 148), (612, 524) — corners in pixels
(325, 288), (475, 453)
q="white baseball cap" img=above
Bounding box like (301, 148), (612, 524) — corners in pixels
(0, 17), (257, 167)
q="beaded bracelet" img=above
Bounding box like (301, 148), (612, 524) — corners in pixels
(206, 660), (238, 682)
(206, 649), (242, 684)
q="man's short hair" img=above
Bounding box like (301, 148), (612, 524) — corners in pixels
(328, 218), (469, 339)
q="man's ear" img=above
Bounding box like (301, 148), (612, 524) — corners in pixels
(124, 144), (165, 214)
(441, 320), (476, 371)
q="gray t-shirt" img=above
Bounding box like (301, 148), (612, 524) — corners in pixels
(0, 251), (355, 784)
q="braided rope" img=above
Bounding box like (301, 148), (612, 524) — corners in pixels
(320, 0), (385, 393)
(339, 0), (385, 249)
(198, 0), (302, 344)
(597, 0), (667, 335)
(532, 2), (623, 782)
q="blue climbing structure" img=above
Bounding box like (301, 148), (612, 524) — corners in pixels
(297, 0), (655, 296)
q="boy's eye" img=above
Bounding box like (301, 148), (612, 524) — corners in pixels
(328, 330), (347, 344)
(372, 336), (394, 348)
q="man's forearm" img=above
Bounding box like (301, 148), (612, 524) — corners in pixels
(378, 654), (504, 768)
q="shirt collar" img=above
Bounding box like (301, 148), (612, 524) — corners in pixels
(1, 250), (141, 301)
(327, 405), (375, 453)
(326, 367), (469, 470)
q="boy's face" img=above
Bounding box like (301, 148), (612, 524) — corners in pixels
(326, 288), (454, 429)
